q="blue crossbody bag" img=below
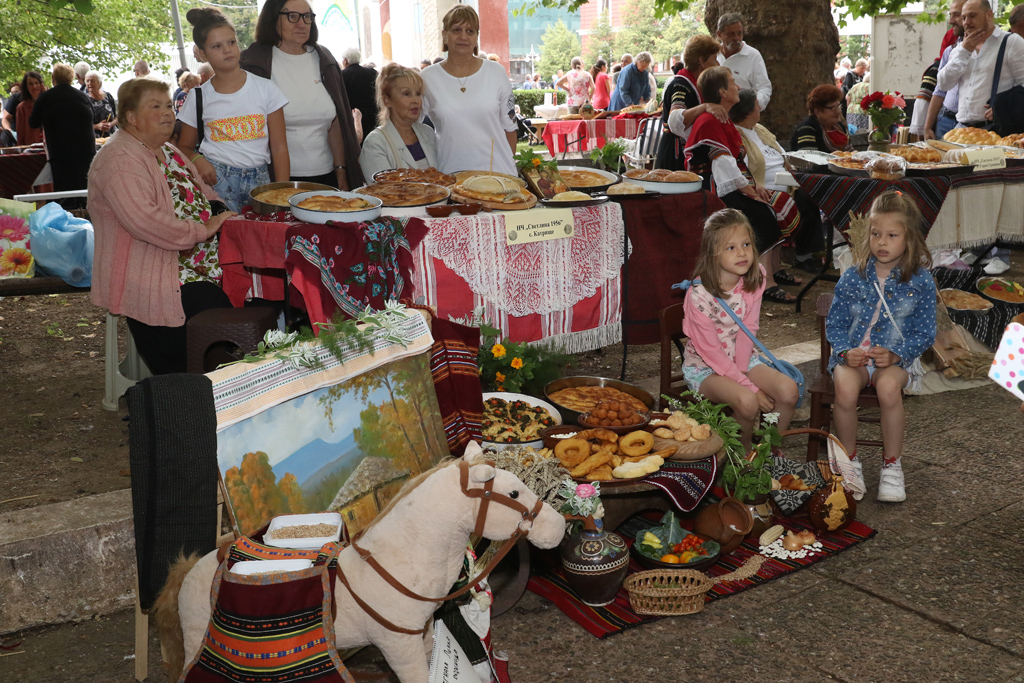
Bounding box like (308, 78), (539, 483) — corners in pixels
(673, 278), (805, 407)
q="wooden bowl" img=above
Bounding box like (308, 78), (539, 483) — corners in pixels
(540, 424), (583, 451)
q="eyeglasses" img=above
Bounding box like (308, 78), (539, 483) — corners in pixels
(279, 11), (315, 24)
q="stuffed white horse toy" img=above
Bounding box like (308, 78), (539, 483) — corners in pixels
(157, 444), (564, 683)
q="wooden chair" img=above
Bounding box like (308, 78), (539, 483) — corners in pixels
(806, 293), (887, 462)
(658, 303), (689, 410)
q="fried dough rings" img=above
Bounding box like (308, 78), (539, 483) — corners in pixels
(554, 438), (591, 466)
(619, 430), (654, 456)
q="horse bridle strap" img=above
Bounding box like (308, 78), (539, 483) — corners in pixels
(350, 460), (543, 607)
(334, 566), (428, 635)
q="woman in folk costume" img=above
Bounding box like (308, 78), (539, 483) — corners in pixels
(656, 35), (725, 170)
(684, 67), (801, 304)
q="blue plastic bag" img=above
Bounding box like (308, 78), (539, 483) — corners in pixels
(28, 203), (93, 287)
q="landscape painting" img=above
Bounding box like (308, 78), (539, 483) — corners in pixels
(216, 352), (450, 537)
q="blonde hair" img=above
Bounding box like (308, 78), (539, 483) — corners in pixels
(441, 4), (480, 55)
(375, 63), (424, 127)
(858, 191), (932, 282)
(51, 63), (75, 86)
(178, 72), (201, 89)
(692, 208), (763, 298)
(116, 78), (170, 128)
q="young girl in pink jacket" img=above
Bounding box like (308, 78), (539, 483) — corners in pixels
(680, 208), (799, 450)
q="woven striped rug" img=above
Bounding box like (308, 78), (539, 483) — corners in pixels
(527, 514), (876, 638)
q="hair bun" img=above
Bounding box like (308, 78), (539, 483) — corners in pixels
(186, 7), (223, 26)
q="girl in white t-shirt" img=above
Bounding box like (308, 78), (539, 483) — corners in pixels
(177, 8), (289, 211)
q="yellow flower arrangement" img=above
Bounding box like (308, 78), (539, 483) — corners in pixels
(491, 343), (506, 359)
(510, 357), (524, 370)
(495, 371), (506, 383)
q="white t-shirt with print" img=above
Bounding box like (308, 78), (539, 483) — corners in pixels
(421, 59), (517, 175)
(270, 47), (336, 176)
(177, 73), (288, 169)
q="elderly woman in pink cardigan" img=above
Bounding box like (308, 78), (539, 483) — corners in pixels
(89, 78), (237, 375)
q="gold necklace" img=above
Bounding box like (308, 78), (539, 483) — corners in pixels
(457, 75), (468, 93)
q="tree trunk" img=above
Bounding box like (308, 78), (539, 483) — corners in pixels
(705, 0), (840, 145)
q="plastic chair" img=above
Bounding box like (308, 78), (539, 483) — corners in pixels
(805, 293), (888, 462)
(103, 312), (152, 411)
(185, 307), (278, 374)
(658, 303), (689, 410)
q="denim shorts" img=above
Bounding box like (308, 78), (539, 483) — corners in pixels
(683, 355), (766, 392)
(208, 159), (270, 213)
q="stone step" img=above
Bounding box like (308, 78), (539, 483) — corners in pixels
(0, 489), (135, 634)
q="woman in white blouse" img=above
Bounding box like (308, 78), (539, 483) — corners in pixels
(359, 64), (438, 179)
(731, 88), (823, 287)
(420, 5), (517, 175)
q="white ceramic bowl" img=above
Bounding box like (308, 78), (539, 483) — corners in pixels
(353, 182), (451, 217)
(264, 512), (343, 549)
(288, 190), (383, 225)
(481, 392), (563, 451)
(622, 176), (702, 194)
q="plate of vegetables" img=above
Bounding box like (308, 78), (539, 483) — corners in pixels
(631, 511), (720, 571)
(481, 392), (561, 451)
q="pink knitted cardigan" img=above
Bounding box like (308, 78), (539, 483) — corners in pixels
(88, 130), (221, 327)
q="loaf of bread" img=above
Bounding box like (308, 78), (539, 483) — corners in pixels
(890, 146), (942, 163)
(944, 127), (1001, 146)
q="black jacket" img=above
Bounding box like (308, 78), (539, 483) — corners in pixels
(28, 84), (95, 190)
(341, 62), (379, 138)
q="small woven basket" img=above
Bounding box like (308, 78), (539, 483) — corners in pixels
(623, 569), (713, 616)
(623, 554), (766, 616)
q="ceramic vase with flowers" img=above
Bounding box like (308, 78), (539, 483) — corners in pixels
(860, 90), (907, 153)
(558, 480), (628, 607)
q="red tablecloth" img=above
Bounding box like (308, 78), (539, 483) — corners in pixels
(618, 191), (726, 345)
(542, 118), (642, 155)
(219, 204), (626, 353)
(0, 151), (48, 199)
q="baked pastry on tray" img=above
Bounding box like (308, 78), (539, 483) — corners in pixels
(356, 181), (449, 206)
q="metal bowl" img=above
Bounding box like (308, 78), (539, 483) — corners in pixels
(555, 165), (621, 194)
(353, 182), (451, 217)
(543, 376), (655, 426)
(248, 181), (336, 215)
(288, 190), (383, 225)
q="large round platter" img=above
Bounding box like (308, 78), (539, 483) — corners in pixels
(539, 195), (609, 208)
(544, 376), (655, 425)
(288, 190), (382, 225)
(939, 288), (993, 312)
(621, 176), (702, 194)
(450, 188), (537, 211)
(249, 181), (336, 215)
(371, 168), (456, 186)
(976, 276), (1024, 304)
(827, 160), (868, 177)
(452, 170), (527, 188)
(481, 391), (562, 451)
(354, 182), (450, 217)
(555, 165), (620, 194)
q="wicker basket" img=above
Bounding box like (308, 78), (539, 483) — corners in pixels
(622, 569), (714, 616)
(623, 554), (766, 616)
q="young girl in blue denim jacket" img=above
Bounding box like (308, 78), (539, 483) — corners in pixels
(826, 191), (937, 503)
(177, 8), (290, 211)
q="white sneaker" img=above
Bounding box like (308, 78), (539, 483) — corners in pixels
(850, 458), (863, 482)
(877, 463), (906, 503)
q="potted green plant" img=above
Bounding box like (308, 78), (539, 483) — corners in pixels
(589, 138), (628, 175)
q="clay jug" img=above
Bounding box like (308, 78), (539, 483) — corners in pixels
(808, 476), (857, 533)
(560, 515), (629, 607)
(743, 493), (775, 539)
(692, 497), (754, 556)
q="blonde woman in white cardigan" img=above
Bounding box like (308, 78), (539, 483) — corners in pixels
(359, 64), (438, 179)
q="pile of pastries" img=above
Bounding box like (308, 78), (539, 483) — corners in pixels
(890, 146), (942, 163)
(624, 168), (701, 182)
(650, 411), (713, 443)
(553, 427), (671, 481)
(943, 127), (1002, 145)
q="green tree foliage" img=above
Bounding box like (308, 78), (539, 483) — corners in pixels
(177, 0), (258, 54)
(656, 11), (709, 64)
(838, 35), (871, 64)
(584, 11), (616, 65)
(1, 0), (170, 90)
(614, 0), (661, 59)
(538, 19), (582, 80)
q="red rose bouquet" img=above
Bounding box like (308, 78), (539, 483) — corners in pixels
(860, 90), (907, 142)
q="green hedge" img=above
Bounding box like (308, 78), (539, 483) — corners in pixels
(513, 89), (567, 118)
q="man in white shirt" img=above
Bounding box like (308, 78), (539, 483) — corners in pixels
(936, 0), (1024, 128)
(716, 13), (772, 110)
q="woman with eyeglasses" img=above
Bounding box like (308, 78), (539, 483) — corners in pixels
(240, 0), (363, 189)
(420, 5), (518, 175)
(790, 84), (854, 153)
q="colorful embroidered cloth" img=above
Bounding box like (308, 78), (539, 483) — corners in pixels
(617, 192), (727, 345)
(218, 209), (303, 306)
(284, 216), (428, 330)
(641, 456), (718, 512)
(934, 266), (1024, 349)
(410, 205), (624, 353)
(426, 315), (483, 456)
(527, 514), (877, 638)
(182, 540), (353, 682)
